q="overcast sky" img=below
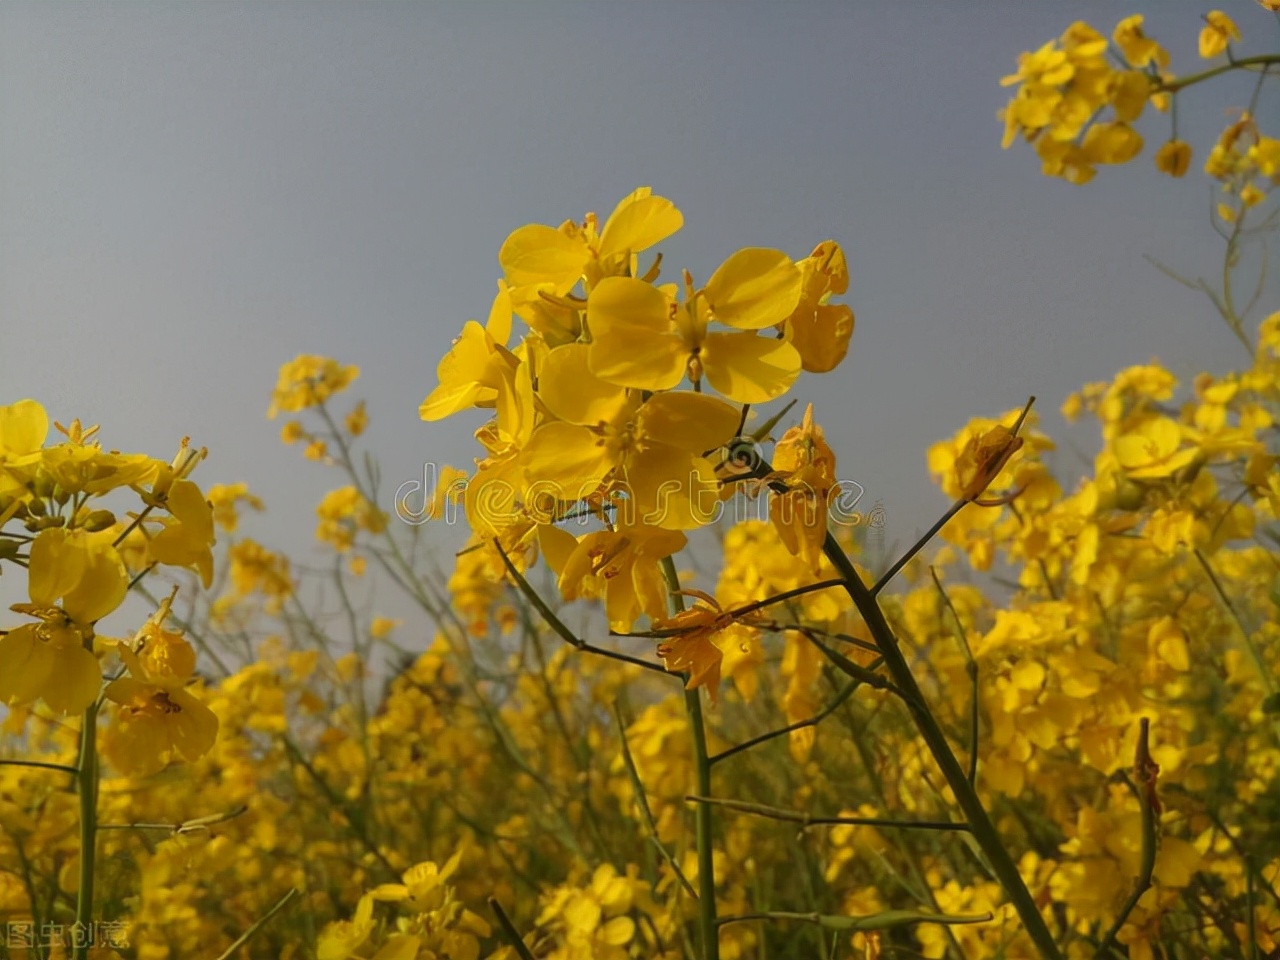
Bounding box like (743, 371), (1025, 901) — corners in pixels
(2, 2), (1275, 629)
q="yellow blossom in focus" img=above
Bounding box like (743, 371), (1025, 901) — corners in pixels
(781, 240), (856, 373)
(499, 186), (682, 297)
(146, 478), (217, 588)
(544, 521), (685, 632)
(522, 390), (739, 531)
(101, 615), (218, 777)
(586, 248), (804, 403)
(769, 403), (837, 573)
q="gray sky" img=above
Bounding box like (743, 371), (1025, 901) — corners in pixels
(2, 2), (1275, 618)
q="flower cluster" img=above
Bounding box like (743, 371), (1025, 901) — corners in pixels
(419, 187), (855, 698)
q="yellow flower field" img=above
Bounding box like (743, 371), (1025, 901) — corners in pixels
(1, 6), (1278, 959)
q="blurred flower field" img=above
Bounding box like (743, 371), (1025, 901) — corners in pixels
(2, 6), (1279, 960)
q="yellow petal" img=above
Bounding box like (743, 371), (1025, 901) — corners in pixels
(39, 637), (101, 715)
(587, 277), (688, 391)
(499, 224), (586, 293)
(537, 523), (580, 576)
(704, 248), (803, 330)
(0, 399), (49, 457)
(420, 322), (501, 421)
(625, 446), (722, 530)
(788, 303), (855, 373)
(522, 421), (614, 501)
(61, 538), (128, 624)
(0, 625), (57, 707)
(29, 528), (87, 606)
(701, 331), (801, 403)
(539, 343), (629, 425)
(486, 280), (513, 347)
(371, 936), (422, 960)
(636, 392), (740, 454)
(168, 689), (220, 761)
(597, 187), (683, 261)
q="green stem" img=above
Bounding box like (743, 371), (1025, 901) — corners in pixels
(213, 887), (299, 960)
(74, 700), (100, 960)
(0, 759), (79, 776)
(1157, 54), (1280, 94)
(820, 532), (1062, 960)
(660, 556), (719, 960)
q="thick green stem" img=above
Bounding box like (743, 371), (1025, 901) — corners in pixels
(74, 700), (100, 960)
(660, 556), (719, 960)
(821, 533), (1063, 960)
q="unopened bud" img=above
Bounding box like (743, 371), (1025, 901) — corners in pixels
(83, 509), (117, 532)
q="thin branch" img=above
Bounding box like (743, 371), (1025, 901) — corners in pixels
(489, 898), (537, 960)
(710, 662), (881, 766)
(686, 795), (970, 833)
(213, 887), (299, 960)
(614, 704), (697, 899)
(493, 539), (673, 674)
(873, 500), (965, 596)
(929, 568), (980, 786)
(0, 759), (79, 776)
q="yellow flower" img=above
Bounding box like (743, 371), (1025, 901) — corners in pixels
(344, 400), (368, 436)
(586, 248), (803, 403)
(370, 617), (400, 639)
(1154, 140), (1192, 177)
(1113, 416), (1198, 478)
(543, 521), (685, 631)
(227, 540), (293, 609)
(101, 610), (218, 776)
(522, 390), (739, 530)
(205, 482), (264, 533)
(147, 478), (217, 588)
(499, 186), (682, 297)
(316, 486), (386, 551)
(1199, 11), (1241, 59)
(955, 425), (1025, 502)
(655, 589), (763, 703)
(1248, 135), (1280, 177)
(0, 528), (126, 714)
(280, 420), (305, 444)
(1113, 15), (1169, 69)
(781, 240), (856, 373)
(369, 850), (463, 913)
(1081, 121), (1144, 166)
(317, 894), (375, 960)
(769, 403), (837, 573)
(420, 320), (514, 420)
(0, 399), (48, 496)
(267, 355), (360, 418)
